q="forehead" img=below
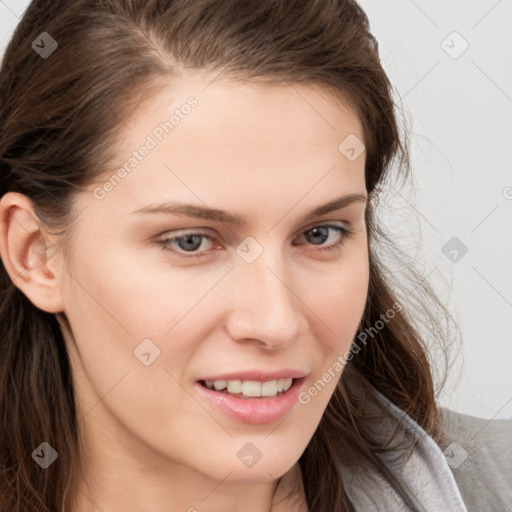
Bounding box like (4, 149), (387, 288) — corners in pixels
(119, 72), (364, 153)
(86, 73), (367, 221)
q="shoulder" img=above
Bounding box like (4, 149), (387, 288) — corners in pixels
(439, 406), (512, 510)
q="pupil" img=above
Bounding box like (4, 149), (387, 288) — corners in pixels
(180, 235), (201, 251)
(310, 227), (327, 244)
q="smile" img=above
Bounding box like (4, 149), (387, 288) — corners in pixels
(195, 377), (305, 424)
(199, 378), (294, 398)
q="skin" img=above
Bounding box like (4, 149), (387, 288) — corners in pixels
(0, 72), (369, 512)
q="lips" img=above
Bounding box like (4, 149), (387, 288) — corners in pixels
(194, 376), (305, 424)
(196, 369), (307, 382)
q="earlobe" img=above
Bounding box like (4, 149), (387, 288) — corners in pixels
(0, 192), (65, 313)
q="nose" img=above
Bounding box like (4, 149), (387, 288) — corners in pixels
(224, 249), (304, 350)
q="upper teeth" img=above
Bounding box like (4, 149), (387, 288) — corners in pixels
(203, 378), (293, 397)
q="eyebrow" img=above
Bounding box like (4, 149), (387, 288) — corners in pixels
(130, 193), (368, 226)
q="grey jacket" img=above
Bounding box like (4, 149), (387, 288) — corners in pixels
(440, 403), (512, 511)
(339, 388), (512, 511)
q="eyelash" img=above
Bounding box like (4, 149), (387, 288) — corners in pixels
(156, 224), (355, 259)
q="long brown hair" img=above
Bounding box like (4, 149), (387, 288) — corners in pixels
(0, 1), (460, 510)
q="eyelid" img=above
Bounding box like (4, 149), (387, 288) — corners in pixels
(157, 218), (352, 239)
(300, 218), (350, 231)
(155, 220), (350, 244)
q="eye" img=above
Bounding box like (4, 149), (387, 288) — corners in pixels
(294, 224), (355, 253)
(156, 224), (355, 258)
(157, 232), (216, 258)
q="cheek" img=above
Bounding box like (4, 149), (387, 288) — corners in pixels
(305, 251), (369, 353)
(61, 249), (198, 434)
(296, 260), (368, 412)
(60, 241), (226, 404)
(64, 237), (217, 338)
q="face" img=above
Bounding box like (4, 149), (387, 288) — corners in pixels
(55, 73), (369, 486)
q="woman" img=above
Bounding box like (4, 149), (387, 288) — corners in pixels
(0, 1), (510, 511)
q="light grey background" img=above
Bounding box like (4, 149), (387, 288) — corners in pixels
(1, 0), (511, 419)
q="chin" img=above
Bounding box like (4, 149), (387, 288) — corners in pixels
(201, 452), (298, 483)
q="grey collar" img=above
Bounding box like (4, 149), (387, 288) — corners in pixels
(339, 387), (467, 511)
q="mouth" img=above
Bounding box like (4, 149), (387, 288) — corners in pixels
(198, 377), (299, 399)
(195, 377), (306, 424)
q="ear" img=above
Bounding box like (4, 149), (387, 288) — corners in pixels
(0, 192), (65, 313)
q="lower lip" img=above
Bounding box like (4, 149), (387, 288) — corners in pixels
(194, 378), (305, 425)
